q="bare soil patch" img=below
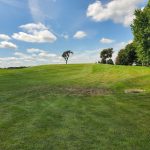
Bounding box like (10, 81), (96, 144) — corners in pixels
(25, 86), (112, 96)
(124, 89), (145, 94)
(64, 87), (112, 96)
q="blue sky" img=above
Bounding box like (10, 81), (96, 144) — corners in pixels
(0, 0), (147, 67)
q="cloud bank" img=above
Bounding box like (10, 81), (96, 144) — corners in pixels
(87, 0), (143, 26)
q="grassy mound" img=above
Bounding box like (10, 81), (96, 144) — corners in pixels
(0, 64), (150, 150)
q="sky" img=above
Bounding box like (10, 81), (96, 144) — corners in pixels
(0, 0), (148, 67)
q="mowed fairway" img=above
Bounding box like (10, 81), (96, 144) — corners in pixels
(0, 64), (150, 150)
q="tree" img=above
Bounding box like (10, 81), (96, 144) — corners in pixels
(62, 50), (73, 64)
(107, 59), (114, 65)
(131, 0), (150, 66)
(116, 49), (128, 65)
(101, 58), (107, 64)
(100, 48), (113, 64)
(124, 42), (138, 65)
(115, 42), (138, 65)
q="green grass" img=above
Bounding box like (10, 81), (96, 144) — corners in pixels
(0, 64), (150, 150)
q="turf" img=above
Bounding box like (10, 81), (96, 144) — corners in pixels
(0, 64), (150, 150)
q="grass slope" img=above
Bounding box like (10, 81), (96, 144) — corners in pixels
(0, 64), (150, 150)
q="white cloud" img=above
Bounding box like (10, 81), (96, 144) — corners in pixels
(27, 48), (44, 53)
(15, 50), (57, 60)
(87, 0), (143, 26)
(69, 49), (100, 64)
(28, 0), (46, 22)
(0, 0), (23, 8)
(28, 0), (59, 22)
(111, 40), (133, 62)
(0, 41), (17, 49)
(12, 31), (57, 43)
(0, 48), (99, 67)
(73, 31), (87, 39)
(100, 38), (114, 44)
(12, 23), (57, 43)
(61, 34), (69, 39)
(20, 22), (48, 32)
(0, 57), (17, 61)
(141, 7), (144, 11)
(14, 52), (27, 57)
(38, 52), (57, 58)
(0, 50), (63, 68)
(0, 34), (11, 41)
(63, 35), (69, 39)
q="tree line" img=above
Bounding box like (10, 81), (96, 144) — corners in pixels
(62, 0), (150, 66)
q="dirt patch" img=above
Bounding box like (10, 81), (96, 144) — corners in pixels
(24, 86), (112, 96)
(64, 87), (112, 96)
(124, 89), (145, 94)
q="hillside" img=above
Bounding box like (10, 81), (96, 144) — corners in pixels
(0, 64), (150, 150)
